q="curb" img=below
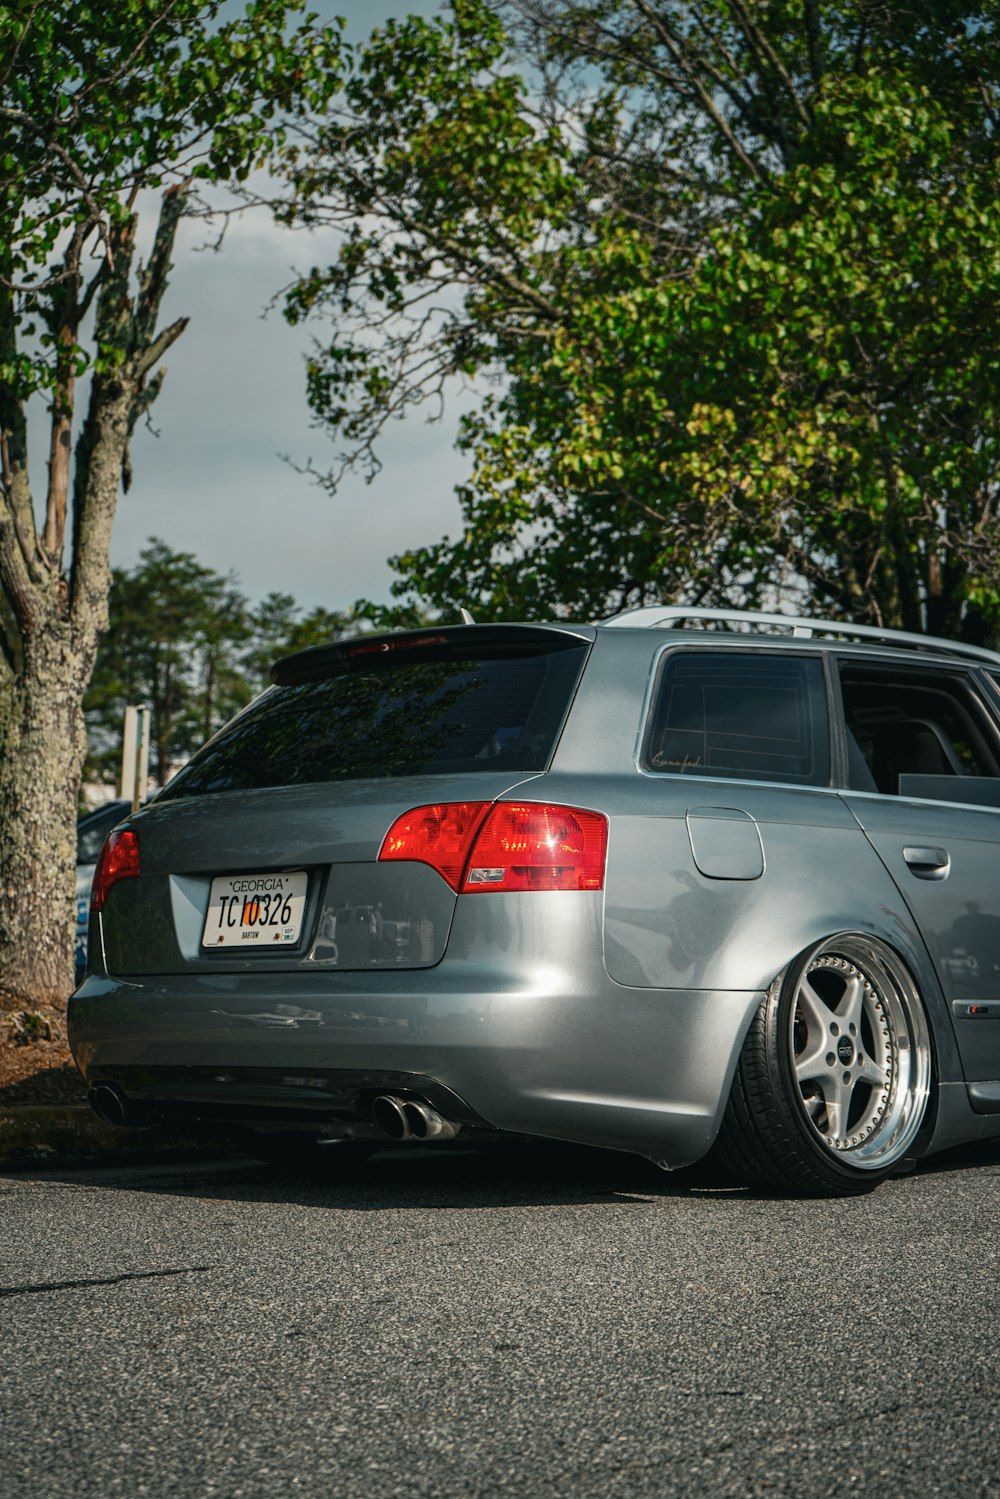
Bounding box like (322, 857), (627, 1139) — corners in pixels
(0, 1104), (218, 1168)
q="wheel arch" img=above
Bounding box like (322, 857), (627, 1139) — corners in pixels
(736, 884), (960, 1095)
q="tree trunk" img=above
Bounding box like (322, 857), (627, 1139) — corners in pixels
(0, 610), (92, 1005)
(0, 191), (183, 1006)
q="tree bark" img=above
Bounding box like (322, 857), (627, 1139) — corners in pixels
(0, 368), (133, 1003)
(0, 610), (91, 1004)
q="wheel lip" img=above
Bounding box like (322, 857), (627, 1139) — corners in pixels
(781, 933), (932, 1174)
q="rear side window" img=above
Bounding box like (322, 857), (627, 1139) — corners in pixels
(840, 662), (1000, 796)
(642, 651), (830, 786)
(160, 636), (590, 797)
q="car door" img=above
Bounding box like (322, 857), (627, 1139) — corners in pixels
(598, 642), (896, 993)
(836, 654), (1000, 1098)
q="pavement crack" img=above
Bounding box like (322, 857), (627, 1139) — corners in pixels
(0, 1265), (214, 1299)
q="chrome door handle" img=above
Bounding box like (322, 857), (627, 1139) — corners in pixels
(902, 846), (950, 880)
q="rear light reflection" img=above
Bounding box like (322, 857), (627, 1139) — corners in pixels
(378, 802), (607, 893)
(463, 804), (607, 892)
(90, 829), (140, 911)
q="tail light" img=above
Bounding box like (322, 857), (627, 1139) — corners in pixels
(379, 802), (607, 893)
(378, 802), (490, 891)
(90, 830), (141, 911)
(462, 803), (607, 891)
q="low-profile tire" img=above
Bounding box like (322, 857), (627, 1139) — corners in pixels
(714, 934), (933, 1197)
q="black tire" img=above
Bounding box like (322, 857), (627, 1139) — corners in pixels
(714, 934), (932, 1197)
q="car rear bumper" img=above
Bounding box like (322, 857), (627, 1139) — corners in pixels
(69, 968), (762, 1168)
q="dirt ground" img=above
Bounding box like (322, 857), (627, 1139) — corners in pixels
(0, 1006), (87, 1106)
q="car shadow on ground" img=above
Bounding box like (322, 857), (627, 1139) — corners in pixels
(8, 1127), (1000, 1212)
(4, 1135), (712, 1209)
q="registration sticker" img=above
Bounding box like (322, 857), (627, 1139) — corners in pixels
(202, 871), (308, 949)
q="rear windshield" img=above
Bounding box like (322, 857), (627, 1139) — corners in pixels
(160, 637), (590, 797)
(642, 650), (831, 786)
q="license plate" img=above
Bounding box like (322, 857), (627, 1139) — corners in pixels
(202, 871), (308, 949)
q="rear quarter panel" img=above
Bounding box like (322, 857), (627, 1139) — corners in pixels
(546, 632), (969, 1124)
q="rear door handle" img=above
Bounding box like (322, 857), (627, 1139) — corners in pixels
(902, 846), (951, 880)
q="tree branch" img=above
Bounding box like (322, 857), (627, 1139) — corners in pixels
(626, 0), (765, 180)
(133, 317), (189, 381)
(0, 0), (45, 93)
(0, 105), (114, 278)
(1, 426), (45, 588)
(355, 190), (562, 322)
(74, 0), (185, 107)
(67, 213), (137, 631)
(727, 0), (812, 130)
(134, 182), (190, 350)
(0, 287), (42, 580)
(802, 0), (824, 87)
(0, 495), (38, 635)
(41, 223), (90, 567)
(71, 185), (191, 632)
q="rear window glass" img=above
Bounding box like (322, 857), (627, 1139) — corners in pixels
(642, 651), (830, 786)
(160, 638), (589, 797)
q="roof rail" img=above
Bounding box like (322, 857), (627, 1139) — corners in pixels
(600, 605), (1000, 668)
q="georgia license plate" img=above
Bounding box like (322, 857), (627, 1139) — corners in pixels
(202, 871), (308, 949)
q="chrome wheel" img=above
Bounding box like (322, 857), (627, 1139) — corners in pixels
(788, 937), (931, 1170)
(715, 933), (934, 1195)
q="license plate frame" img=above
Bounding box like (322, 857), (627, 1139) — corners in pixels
(201, 870), (309, 950)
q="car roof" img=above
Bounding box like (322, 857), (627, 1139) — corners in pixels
(597, 605), (1000, 671)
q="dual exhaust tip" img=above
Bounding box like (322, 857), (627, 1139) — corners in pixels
(89, 1082), (459, 1145)
(371, 1094), (460, 1143)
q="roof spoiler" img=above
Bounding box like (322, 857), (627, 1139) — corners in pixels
(270, 622), (595, 686)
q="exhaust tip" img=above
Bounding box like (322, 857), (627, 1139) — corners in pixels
(87, 1083), (128, 1128)
(371, 1093), (462, 1144)
(372, 1094), (410, 1142)
(402, 1100), (460, 1142)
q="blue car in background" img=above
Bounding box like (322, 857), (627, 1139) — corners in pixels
(75, 800), (130, 982)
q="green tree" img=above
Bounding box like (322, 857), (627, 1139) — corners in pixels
(242, 592), (361, 693)
(85, 543), (362, 789)
(275, 0), (1000, 638)
(0, 1), (343, 1004)
(85, 540), (251, 788)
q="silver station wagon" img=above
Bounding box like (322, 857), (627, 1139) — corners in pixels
(69, 607), (1000, 1195)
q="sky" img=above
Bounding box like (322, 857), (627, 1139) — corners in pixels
(113, 0), (468, 617)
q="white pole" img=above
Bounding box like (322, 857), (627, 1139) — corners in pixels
(120, 706), (138, 803)
(136, 705), (151, 809)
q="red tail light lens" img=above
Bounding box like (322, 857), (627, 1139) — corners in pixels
(378, 801), (607, 893)
(462, 803), (607, 892)
(90, 830), (141, 912)
(379, 802), (490, 891)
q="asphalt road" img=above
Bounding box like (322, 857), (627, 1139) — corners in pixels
(2, 1139), (999, 1499)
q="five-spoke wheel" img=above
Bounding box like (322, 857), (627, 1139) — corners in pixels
(717, 934), (933, 1195)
